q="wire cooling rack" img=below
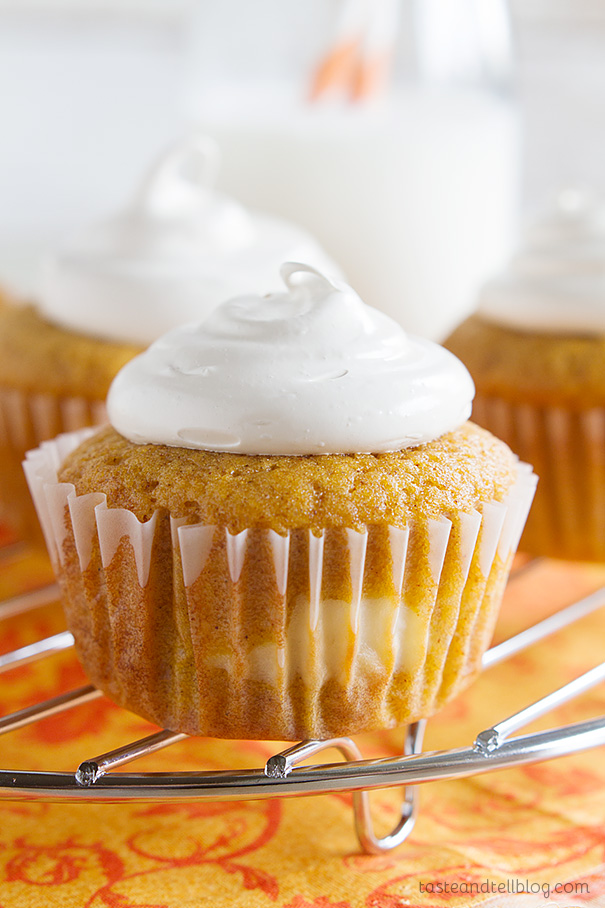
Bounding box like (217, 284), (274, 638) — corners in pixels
(1, 547), (604, 855)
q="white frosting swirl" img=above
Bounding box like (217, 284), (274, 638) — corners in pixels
(479, 190), (605, 334)
(38, 136), (340, 346)
(107, 264), (474, 455)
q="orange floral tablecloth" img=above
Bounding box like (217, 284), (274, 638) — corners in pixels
(0, 525), (605, 908)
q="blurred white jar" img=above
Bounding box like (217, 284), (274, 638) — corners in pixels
(188, 0), (520, 339)
(0, 0), (519, 341)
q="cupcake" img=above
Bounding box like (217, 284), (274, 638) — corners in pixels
(445, 191), (605, 561)
(25, 264), (536, 740)
(0, 135), (340, 540)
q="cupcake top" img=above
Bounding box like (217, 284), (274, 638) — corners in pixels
(107, 263), (474, 455)
(478, 190), (605, 335)
(38, 136), (340, 346)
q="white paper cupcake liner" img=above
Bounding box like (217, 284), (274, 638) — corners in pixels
(0, 385), (107, 539)
(0, 386), (107, 453)
(473, 395), (604, 561)
(25, 430), (537, 740)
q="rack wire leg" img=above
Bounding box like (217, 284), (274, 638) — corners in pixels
(354, 720), (425, 853)
(265, 720), (426, 854)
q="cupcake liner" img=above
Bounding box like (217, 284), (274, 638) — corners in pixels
(0, 386), (107, 454)
(0, 385), (107, 541)
(473, 394), (605, 561)
(25, 430), (537, 740)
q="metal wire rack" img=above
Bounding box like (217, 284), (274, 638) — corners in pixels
(1, 548), (604, 856)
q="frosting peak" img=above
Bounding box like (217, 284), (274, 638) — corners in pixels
(38, 136), (340, 346)
(128, 136), (253, 252)
(479, 190), (605, 334)
(107, 264), (475, 455)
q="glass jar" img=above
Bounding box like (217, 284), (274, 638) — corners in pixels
(187, 0), (519, 339)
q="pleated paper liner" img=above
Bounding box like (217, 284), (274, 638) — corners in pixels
(0, 384), (107, 542)
(25, 429), (537, 740)
(473, 395), (605, 561)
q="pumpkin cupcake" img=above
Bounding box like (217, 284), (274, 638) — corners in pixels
(0, 135), (340, 541)
(445, 191), (605, 561)
(26, 265), (536, 740)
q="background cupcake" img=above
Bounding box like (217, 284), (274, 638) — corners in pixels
(445, 191), (605, 562)
(26, 264), (536, 740)
(0, 135), (340, 541)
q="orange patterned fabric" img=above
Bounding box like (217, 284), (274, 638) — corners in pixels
(0, 536), (605, 908)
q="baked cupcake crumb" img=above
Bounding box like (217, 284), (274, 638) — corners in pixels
(59, 422), (518, 534)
